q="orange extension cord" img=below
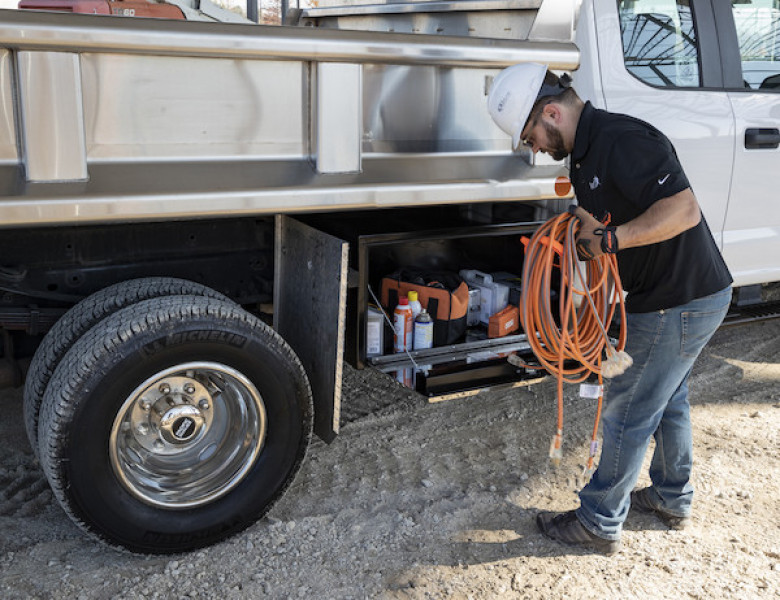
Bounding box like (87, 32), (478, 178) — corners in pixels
(513, 211), (630, 473)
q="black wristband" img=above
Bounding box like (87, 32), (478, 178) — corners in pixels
(599, 225), (619, 254)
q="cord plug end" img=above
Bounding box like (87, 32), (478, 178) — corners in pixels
(602, 350), (633, 378)
(582, 441), (599, 479)
(549, 431), (563, 467)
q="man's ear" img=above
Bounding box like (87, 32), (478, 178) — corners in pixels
(543, 102), (562, 124)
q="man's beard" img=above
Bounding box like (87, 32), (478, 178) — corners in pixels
(543, 120), (568, 161)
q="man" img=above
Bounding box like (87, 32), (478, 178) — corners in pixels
(488, 63), (733, 554)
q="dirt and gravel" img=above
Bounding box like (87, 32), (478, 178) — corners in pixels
(1, 317), (779, 599)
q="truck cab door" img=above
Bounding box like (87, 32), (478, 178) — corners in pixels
(587, 0), (733, 253)
(714, 1), (780, 287)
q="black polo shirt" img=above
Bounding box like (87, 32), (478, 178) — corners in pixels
(570, 102), (732, 313)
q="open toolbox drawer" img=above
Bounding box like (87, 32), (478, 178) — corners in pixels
(354, 218), (550, 399)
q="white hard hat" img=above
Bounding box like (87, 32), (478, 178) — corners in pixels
(487, 63), (548, 149)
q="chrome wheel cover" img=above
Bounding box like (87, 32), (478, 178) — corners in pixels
(109, 362), (267, 508)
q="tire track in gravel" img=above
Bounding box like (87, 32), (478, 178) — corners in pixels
(0, 465), (51, 517)
(0, 387), (53, 520)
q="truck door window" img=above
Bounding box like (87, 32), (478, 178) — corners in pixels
(618, 0), (701, 87)
(731, 0), (780, 91)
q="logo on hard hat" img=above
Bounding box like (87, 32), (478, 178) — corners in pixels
(497, 91), (510, 113)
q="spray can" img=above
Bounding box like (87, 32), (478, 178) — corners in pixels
(413, 308), (434, 350)
(393, 296), (413, 353)
(407, 290), (422, 320)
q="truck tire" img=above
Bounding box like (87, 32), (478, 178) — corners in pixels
(23, 277), (231, 456)
(37, 295), (312, 554)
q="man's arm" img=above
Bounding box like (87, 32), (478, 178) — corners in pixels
(574, 188), (701, 259)
(615, 188), (701, 249)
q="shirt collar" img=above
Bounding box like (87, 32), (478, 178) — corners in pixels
(572, 101), (596, 163)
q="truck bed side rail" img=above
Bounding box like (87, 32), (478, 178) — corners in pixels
(0, 9), (577, 66)
(0, 10), (578, 227)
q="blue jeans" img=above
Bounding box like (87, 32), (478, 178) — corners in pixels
(576, 286), (732, 540)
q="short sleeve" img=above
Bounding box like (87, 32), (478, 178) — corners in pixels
(609, 128), (690, 211)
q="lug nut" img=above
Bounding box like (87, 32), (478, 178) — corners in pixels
(159, 383), (171, 395)
(184, 383), (196, 395)
(199, 398), (210, 410)
(140, 399), (151, 411)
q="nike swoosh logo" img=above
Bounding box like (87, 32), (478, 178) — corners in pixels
(658, 174), (670, 185)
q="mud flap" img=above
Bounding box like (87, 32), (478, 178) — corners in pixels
(274, 215), (348, 442)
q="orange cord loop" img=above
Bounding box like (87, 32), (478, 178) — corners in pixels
(517, 212), (628, 469)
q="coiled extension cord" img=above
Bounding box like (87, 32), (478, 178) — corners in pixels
(510, 211), (631, 473)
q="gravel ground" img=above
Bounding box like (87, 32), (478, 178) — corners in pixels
(1, 318), (779, 599)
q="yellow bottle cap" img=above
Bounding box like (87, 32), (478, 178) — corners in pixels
(408, 291), (418, 302)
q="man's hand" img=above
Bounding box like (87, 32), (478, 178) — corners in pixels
(571, 206), (604, 261)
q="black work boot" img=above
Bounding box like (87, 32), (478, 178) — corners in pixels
(536, 510), (620, 555)
(630, 487), (691, 530)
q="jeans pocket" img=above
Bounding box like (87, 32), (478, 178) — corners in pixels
(680, 305), (728, 359)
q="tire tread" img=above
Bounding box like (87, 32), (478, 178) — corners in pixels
(38, 294), (312, 552)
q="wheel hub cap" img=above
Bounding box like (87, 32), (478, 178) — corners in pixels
(109, 362), (267, 509)
(160, 405), (203, 444)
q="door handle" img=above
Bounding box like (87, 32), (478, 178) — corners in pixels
(745, 128), (780, 149)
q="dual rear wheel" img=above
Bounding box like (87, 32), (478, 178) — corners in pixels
(26, 279), (313, 553)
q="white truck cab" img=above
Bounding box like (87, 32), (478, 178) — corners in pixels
(581, 0), (780, 288)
